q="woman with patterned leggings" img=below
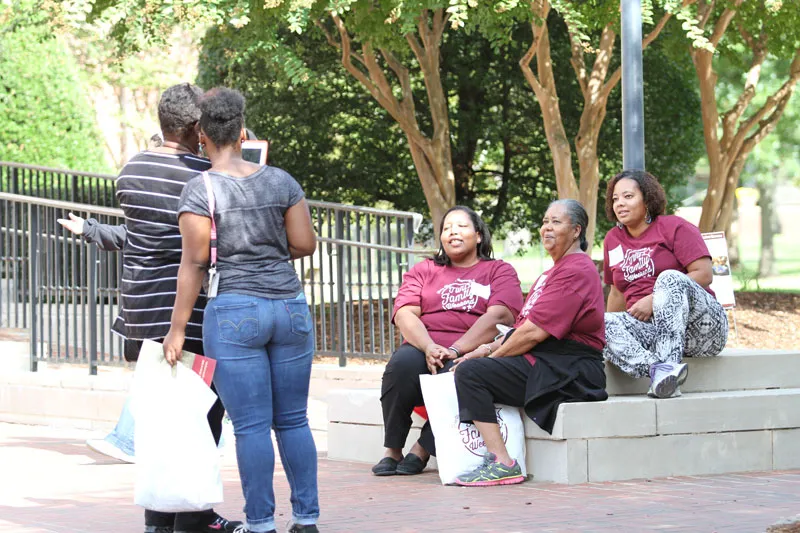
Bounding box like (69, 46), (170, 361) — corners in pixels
(603, 170), (728, 398)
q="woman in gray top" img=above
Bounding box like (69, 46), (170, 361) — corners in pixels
(164, 88), (319, 533)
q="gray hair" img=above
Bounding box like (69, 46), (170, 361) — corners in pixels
(548, 199), (589, 252)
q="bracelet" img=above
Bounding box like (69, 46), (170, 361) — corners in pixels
(448, 346), (462, 357)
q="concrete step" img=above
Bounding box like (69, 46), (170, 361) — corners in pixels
(605, 348), (800, 395)
(527, 428), (800, 484)
(327, 386), (800, 483)
(329, 387), (800, 440)
(316, 348), (800, 397)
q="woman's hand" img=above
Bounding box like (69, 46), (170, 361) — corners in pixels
(56, 213), (85, 235)
(424, 343), (450, 374)
(627, 294), (654, 322)
(162, 329), (186, 366)
(450, 344), (493, 370)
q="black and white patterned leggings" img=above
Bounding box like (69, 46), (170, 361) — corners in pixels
(604, 270), (729, 379)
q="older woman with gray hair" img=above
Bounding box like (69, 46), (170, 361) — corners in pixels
(451, 199), (608, 487)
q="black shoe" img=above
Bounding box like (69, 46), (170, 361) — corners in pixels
(144, 528), (174, 533)
(371, 456), (399, 476)
(289, 525), (319, 533)
(174, 513), (243, 533)
(396, 452), (429, 475)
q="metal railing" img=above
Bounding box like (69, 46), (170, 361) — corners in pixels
(1, 162), (430, 372)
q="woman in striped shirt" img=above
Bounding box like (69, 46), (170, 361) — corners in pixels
(58, 83), (241, 533)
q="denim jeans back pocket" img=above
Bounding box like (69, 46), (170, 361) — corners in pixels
(215, 302), (259, 346)
(285, 301), (312, 337)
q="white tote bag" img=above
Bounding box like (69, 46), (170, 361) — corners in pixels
(419, 371), (527, 485)
(131, 340), (223, 512)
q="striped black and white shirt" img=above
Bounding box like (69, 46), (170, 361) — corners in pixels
(109, 151), (211, 341)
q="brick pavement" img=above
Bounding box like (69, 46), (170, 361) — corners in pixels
(0, 423), (798, 533)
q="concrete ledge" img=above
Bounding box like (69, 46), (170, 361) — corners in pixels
(606, 349), (800, 395)
(329, 387), (800, 441)
(0, 382), (126, 427)
(656, 389), (800, 435)
(526, 438), (588, 484)
(327, 383), (800, 483)
(0, 328), (32, 372)
(524, 396), (657, 440)
(587, 431), (773, 482)
(774, 429), (800, 470)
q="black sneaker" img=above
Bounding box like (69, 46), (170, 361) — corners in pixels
(144, 527), (173, 533)
(174, 514), (243, 533)
(288, 525), (319, 533)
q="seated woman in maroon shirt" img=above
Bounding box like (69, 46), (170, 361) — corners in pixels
(452, 199), (607, 486)
(372, 206), (524, 477)
(603, 170), (728, 399)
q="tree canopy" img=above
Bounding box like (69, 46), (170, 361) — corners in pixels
(198, 13), (704, 243)
(0, 13), (109, 172)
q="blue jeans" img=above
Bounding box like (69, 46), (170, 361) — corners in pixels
(204, 292), (319, 532)
(105, 398), (136, 456)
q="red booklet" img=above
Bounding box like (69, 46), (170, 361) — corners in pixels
(176, 348), (216, 387)
(189, 354), (216, 387)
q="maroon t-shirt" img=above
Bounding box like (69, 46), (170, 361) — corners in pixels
(392, 259), (524, 348)
(603, 214), (713, 306)
(516, 252), (606, 358)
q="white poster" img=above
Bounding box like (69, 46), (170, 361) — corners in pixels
(702, 232), (736, 309)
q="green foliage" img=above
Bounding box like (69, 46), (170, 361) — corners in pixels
(0, 23), (109, 172)
(66, 0), (706, 244)
(198, 23), (426, 212)
(198, 13), (704, 245)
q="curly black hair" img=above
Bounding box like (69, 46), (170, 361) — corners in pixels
(432, 206), (494, 266)
(199, 87), (246, 147)
(605, 169), (667, 223)
(157, 83), (203, 138)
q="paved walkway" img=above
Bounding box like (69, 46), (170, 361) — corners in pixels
(0, 422), (798, 533)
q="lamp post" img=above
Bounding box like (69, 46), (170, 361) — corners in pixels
(621, 0), (645, 170)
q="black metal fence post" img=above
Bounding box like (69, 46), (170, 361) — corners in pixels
(88, 245), (98, 375)
(335, 210), (346, 367)
(28, 204), (39, 372)
(3, 172), (428, 366)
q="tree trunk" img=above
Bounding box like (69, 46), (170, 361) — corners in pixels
(519, 3), (579, 202)
(758, 178), (778, 277)
(117, 85), (133, 164)
(726, 202), (740, 268)
(406, 135), (453, 236)
(521, 5), (674, 251)
(694, 49), (726, 232)
(326, 11), (456, 236)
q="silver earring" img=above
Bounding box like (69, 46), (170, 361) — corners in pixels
(616, 222), (624, 229)
(645, 210), (652, 224)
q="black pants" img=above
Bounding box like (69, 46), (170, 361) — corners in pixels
(127, 338), (227, 529)
(454, 356), (531, 424)
(380, 343), (455, 456)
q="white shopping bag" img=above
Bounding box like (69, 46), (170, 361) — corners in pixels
(131, 340), (223, 512)
(420, 372), (527, 485)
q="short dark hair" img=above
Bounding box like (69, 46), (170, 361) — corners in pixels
(158, 83), (203, 138)
(432, 206), (494, 266)
(549, 199), (589, 252)
(199, 87), (246, 147)
(605, 169), (667, 223)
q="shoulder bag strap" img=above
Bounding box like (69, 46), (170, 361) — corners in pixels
(202, 171), (217, 268)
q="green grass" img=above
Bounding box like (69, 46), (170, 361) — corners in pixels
(732, 232), (800, 292)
